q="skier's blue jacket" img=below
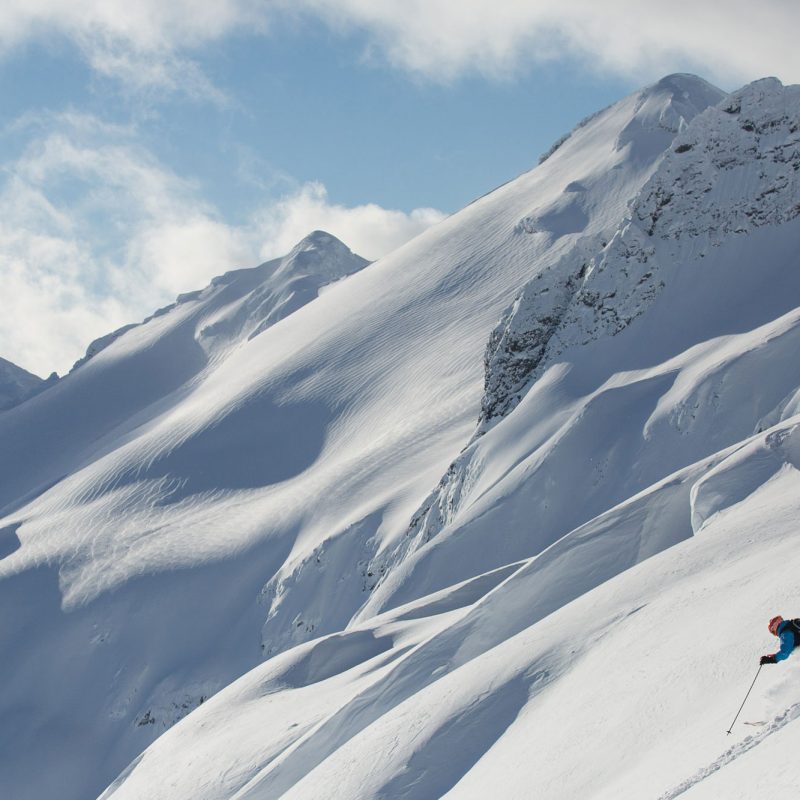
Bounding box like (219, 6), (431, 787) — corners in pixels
(772, 620), (800, 662)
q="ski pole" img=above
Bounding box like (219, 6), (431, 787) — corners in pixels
(726, 664), (762, 734)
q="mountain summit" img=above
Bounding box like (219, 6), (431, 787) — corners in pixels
(275, 229), (369, 280)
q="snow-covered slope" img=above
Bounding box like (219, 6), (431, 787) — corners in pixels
(6, 73), (800, 799)
(98, 420), (800, 800)
(0, 356), (49, 411)
(0, 230), (367, 515)
(376, 76), (800, 610)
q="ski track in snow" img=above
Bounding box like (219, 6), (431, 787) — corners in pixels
(658, 701), (800, 799)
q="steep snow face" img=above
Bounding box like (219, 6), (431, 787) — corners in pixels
(390, 77), (800, 582)
(0, 356), (48, 411)
(0, 76), (726, 800)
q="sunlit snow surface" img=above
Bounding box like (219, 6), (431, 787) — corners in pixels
(4, 75), (800, 799)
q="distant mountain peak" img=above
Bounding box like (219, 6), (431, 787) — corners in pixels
(645, 72), (723, 99)
(66, 231), (370, 374)
(293, 229), (348, 251)
(0, 356), (50, 412)
(276, 229), (370, 282)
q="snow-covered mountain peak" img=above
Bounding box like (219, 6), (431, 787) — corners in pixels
(537, 73), (723, 168)
(288, 228), (348, 253)
(195, 231), (369, 352)
(0, 230), (370, 525)
(393, 75), (799, 569)
(642, 72), (725, 110)
(614, 73), (726, 161)
(67, 231), (369, 375)
(635, 76), (800, 243)
(275, 229), (369, 281)
(477, 76), (800, 432)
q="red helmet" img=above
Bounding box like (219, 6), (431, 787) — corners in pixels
(769, 615), (783, 635)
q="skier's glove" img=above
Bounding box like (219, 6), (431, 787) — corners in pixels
(760, 655), (777, 665)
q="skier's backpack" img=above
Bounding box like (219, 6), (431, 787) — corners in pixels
(785, 619), (800, 646)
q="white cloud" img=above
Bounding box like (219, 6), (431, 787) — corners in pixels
(0, 0), (262, 53)
(0, 0), (263, 99)
(86, 46), (232, 106)
(292, 0), (800, 86)
(251, 182), (444, 263)
(1, 1), (798, 91)
(0, 114), (444, 376)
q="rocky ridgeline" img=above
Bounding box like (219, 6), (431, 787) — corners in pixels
(636, 78), (800, 241)
(403, 78), (800, 551)
(479, 237), (599, 426)
(483, 77), (800, 433)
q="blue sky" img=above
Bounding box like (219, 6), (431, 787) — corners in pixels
(1, 1), (798, 375)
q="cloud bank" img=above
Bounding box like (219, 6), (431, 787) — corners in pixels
(0, 1), (798, 91)
(297, 0), (800, 86)
(0, 115), (444, 376)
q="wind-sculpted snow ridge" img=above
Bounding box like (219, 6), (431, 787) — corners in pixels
(400, 76), (800, 557)
(70, 230), (369, 374)
(70, 324), (140, 373)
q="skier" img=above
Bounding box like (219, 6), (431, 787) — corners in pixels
(760, 616), (800, 664)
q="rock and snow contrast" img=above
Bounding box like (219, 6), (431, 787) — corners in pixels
(2, 74), (800, 799)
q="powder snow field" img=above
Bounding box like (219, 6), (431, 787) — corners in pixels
(98, 421), (800, 800)
(3, 74), (800, 798)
